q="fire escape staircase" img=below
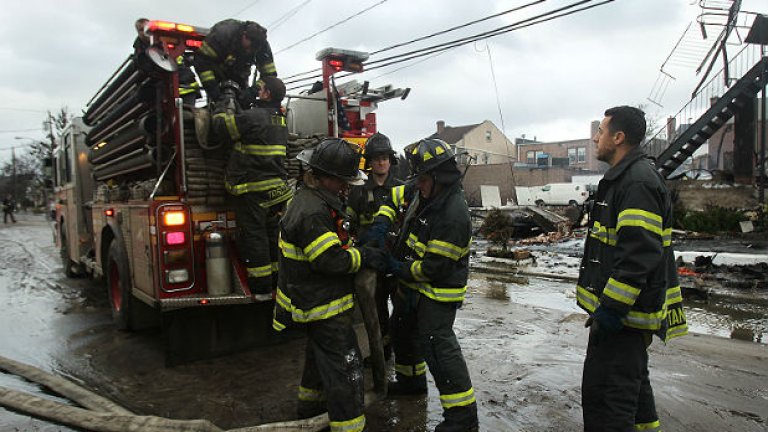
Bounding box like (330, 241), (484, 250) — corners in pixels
(654, 56), (768, 178)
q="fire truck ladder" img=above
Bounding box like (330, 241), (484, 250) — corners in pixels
(646, 53), (768, 178)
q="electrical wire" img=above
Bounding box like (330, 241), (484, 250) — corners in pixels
(268, 0), (316, 31)
(370, 0), (545, 55)
(283, 0), (613, 88)
(275, 0), (390, 54)
(231, 0), (262, 18)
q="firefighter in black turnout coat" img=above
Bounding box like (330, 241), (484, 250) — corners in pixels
(375, 139), (479, 432)
(272, 138), (387, 432)
(577, 106), (688, 432)
(221, 77), (292, 296)
(194, 18), (277, 105)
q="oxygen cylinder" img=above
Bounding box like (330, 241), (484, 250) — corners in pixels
(204, 229), (231, 296)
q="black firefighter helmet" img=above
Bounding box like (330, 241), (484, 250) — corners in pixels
(297, 138), (366, 185)
(363, 132), (398, 167)
(404, 138), (461, 184)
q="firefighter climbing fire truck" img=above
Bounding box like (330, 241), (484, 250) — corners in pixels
(53, 19), (408, 356)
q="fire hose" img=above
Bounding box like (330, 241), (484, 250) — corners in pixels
(0, 355), (329, 432)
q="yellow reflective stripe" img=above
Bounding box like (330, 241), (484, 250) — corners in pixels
(224, 113), (240, 141)
(604, 277), (641, 306)
(410, 260), (429, 282)
(406, 233), (426, 257)
(576, 285), (599, 313)
(634, 420), (660, 431)
(272, 319), (286, 331)
(298, 386), (325, 402)
(589, 221), (616, 246)
(233, 142), (287, 156)
(395, 361), (427, 377)
(226, 178), (288, 195)
(304, 232), (341, 262)
(291, 293), (355, 323)
(374, 205), (396, 222)
(280, 238), (307, 261)
(347, 247), (361, 273)
(440, 388), (476, 409)
(666, 323), (689, 340)
(662, 228), (672, 247)
(617, 208), (663, 236)
(247, 263), (273, 278)
(272, 115), (287, 127)
(258, 188), (293, 208)
(199, 70), (216, 83)
(261, 62), (277, 74)
(400, 280), (466, 302)
(666, 285), (683, 303)
(199, 42), (218, 59)
(271, 261), (279, 272)
(329, 414), (365, 432)
(275, 288), (292, 311)
(179, 87), (197, 95)
(391, 185), (406, 207)
(426, 239), (468, 261)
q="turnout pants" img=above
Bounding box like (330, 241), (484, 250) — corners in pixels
(582, 327), (660, 432)
(297, 311), (366, 432)
(232, 193), (282, 293)
(391, 287), (478, 428)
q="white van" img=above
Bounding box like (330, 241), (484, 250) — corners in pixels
(514, 183), (589, 206)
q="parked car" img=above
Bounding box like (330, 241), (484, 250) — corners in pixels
(514, 183), (590, 206)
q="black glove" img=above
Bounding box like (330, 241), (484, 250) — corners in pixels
(239, 85), (260, 108)
(360, 246), (387, 272)
(359, 222), (388, 247)
(385, 254), (407, 278)
(588, 305), (624, 344)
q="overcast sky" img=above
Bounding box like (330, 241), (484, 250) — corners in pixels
(0, 0), (765, 166)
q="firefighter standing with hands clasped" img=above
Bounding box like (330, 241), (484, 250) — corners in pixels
(272, 138), (387, 432)
(371, 138), (478, 432)
(578, 106), (688, 432)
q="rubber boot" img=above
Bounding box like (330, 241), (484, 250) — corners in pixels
(434, 403), (479, 432)
(297, 400), (326, 420)
(387, 375), (427, 396)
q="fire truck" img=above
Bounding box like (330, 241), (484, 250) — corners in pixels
(53, 19), (408, 361)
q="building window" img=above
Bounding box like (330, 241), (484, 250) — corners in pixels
(526, 150), (536, 165)
(568, 148), (577, 164)
(483, 152), (490, 164)
(485, 130), (492, 142)
(577, 147), (586, 163)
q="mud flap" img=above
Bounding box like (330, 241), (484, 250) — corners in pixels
(162, 302), (292, 367)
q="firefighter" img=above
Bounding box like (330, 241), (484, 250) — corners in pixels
(578, 106), (688, 431)
(380, 139), (479, 432)
(193, 18), (277, 106)
(347, 132), (403, 361)
(272, 138), (387, 432)
(3, 194), (17, 224)
(223, 76), (292, 298)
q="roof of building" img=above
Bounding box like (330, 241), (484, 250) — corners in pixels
(427, 123), (480, 144)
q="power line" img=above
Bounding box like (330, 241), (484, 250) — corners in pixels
(268, 0), (316, 31)
(231, 0), (262, 18)
(370, 0), (545, 55)
(0, 107), (47, 113)
(0, 128), (45, 134)
(283, 0), (612, 88)
(275, 0), (389, 54)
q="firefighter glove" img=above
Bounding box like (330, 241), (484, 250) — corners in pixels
(359, 221), (388, 247)
(592, 305), (624, 334)
(239, 85), (260, 108)
(360, 246), (387, 273)
(385, 254), (407, 279)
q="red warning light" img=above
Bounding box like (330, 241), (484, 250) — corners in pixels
(328, 59), (344, 71)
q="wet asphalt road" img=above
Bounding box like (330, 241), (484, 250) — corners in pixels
(1, 214), (767, 431)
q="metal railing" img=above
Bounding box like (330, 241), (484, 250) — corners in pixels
(644, 43), (765, 158)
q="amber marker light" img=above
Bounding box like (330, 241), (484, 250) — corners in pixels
(162, 211), (186, 226)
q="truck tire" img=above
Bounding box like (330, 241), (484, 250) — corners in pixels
(59, 226), (78, 278)
(535, 199), (545, 207)
(106, 240), (134, 330)
(568, 200), (578, 206)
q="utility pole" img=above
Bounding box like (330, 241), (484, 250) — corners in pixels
(11, 146), (17, 201)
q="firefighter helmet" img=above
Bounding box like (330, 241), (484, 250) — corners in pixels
(297, 138), (366, 185)
(363, 132), (397, 167)
(405, 138), (456, 176)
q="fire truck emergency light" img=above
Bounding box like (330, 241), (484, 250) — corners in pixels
(165, 231), (186, 246)
(162, 211), (186, 226)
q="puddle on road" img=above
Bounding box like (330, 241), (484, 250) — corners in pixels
(469, 271), (768, 344)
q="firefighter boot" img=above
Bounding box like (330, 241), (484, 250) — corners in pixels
(387, 375), (427, 397)
(297, 400), (326, 420)
(435, 403), (479, 432)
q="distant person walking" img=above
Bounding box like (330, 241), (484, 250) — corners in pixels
(3, 194), (17, 224)
(577, 106), (688, 431)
